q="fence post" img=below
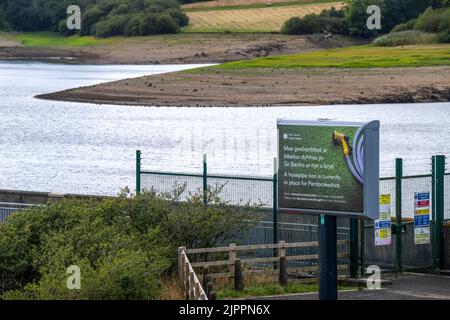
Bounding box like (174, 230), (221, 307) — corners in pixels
(350, 218), (359, 278)
(178, 247), (186, 282)
(203, 154), (208, 207)
(273, 157), (279, 258)
(184, 262), (190, 300)
(229, 243), (236, 277)
(136, 150), (141, 194)
(432, 155), (445, 269)
(189, 272), (195, 300)
(279, 240), (287, 286)
(234, 258), (243, 291)
(395, 158), (403, 274)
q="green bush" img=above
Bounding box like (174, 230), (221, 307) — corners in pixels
(0, 9), (10, 30)
(373, 30), (438, 46)
(155, 14), (180, 34)
(139, 13), (179, 35)
(414, 7), (450, 33)
(0, 188), (257, 299)
(80, 7), (106, 36)
(166, 8), (190, 27)
(391, 19), (417, 32)
(124, 15), (143, 36)
(95, 15), (128, 38)
(281, 14), (346, 35)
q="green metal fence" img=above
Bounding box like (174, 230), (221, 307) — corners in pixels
(137, 150), (448, 274)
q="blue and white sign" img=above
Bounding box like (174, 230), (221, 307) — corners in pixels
(414, 191), (431, 245)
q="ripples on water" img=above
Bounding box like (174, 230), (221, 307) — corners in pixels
(1, 61), (449, 195)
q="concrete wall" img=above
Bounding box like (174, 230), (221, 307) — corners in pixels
(0, 189), (107, 205)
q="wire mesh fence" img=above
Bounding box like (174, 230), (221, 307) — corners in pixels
(444, 174), (450, 220)
(139, 153), (448, 272)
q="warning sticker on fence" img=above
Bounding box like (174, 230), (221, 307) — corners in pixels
(414, 192), (430, 245)
(375, 194), (391, 246)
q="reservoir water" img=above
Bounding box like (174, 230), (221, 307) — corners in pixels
(1, 61), (449, 195)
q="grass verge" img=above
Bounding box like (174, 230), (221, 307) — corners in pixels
(190, 44), (450, 70)
(1, 32), (116, 47)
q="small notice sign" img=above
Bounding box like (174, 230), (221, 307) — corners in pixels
(414, 192), (431, 245)
(375, 194), (391, 246)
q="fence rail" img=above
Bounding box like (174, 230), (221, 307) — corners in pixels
(181, 240), (349, 286)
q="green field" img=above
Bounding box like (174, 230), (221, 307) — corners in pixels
(1, 32), (116, 47)
(183, 1), (343, 33)
(203, 44), (450, 69)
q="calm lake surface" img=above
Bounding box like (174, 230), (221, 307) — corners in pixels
(1, 61), (449, 195)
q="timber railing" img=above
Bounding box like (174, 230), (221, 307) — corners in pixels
(178, 247), (208, 300)
(179, 240), (349, 293)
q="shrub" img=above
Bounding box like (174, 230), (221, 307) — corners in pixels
(124, 15), (143, 36)
(155, 14), (179, 34)
(95, 15), (128, 38)
(0, 9), (10, 30)
(0, 188), (258, 299)
(140, 13), (179, 35)
(437, 30), (450, 42)
(139, 13), (159, 35)
(80, 7), (105, 36)
(281, 14), (345, 35)
(166, 8), (190, 27)
(414, 7), (450, 33)
(373, 30), (438, 46)
(391, 19), (417, 32)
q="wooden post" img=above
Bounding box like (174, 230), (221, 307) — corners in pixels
(279, 241), (286, 257)
(178, 247), (185, 280)
(202, 267), (209, 292)
(229, 243), (236, 272)
(279, 256), (288, 287)
(180, 253), (185, 284)
(234, 258), (243, 291)
(209, 290), (217, 300)
(189, 272), (195, 300)
(229, 243), (236, 283)
(194, 281), (200, 300)
(184, 262), (190, 300)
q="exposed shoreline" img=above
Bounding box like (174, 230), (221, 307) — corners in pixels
(0, 34), (362, 65)
(36, 66), (450, 107)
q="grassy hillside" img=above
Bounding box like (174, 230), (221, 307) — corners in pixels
(183, 1), (343, 32)
(190, 44), (450, 69)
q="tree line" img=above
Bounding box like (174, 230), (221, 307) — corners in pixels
(0, 0), (189, 37)
(282, 0), (450, 39)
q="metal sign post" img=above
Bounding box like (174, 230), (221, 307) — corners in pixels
(319, 214), (337, 300)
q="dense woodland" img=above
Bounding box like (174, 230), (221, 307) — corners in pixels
(0, 0), (189, 37)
